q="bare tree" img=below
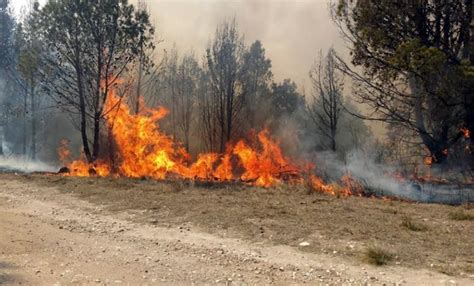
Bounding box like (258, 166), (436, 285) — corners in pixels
(205, 19), (246, 152)
(307, 48), (343, 152)
(175, 54), (201, 152)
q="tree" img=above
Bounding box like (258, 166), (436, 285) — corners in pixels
(0, 0), (14, 155)
(266, 79), (306, 156)
(0, 0), (13, 70)
(205, 19), (246, 152)
(240, 40), (273, 131)
(40, 0), (154, 163)
(131, 0), (155, 114)
(307, 48), (343, 152)
(270, 79), (304, 118)
(334, 0), (473, 166)
(16, 1), (45, 160)
(175, 54), (201, 152)
(157, 50), (201, 152)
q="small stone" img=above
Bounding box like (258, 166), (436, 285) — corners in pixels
(299, 241), (310, 247)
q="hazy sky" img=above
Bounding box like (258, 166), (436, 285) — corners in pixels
(146, 0), (348, 89)
(13, 0), (347, 90)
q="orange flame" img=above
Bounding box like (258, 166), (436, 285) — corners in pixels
(233, 130), (299, 187)
(424, 156), (433, 166)
(58, 139), (71, 163)
(58, 83), (352, 193)
(461, 127), (470, 139)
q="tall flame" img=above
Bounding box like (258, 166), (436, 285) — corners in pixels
(59, 84), (352, 194)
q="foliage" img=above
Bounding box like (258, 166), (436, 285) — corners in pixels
(0, 0), (13, 69)
(363, 246), (393, 266)
(39, 0), (154, 162)
(334, 0), (473, 166)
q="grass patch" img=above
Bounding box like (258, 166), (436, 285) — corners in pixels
(449, 209), (474, 221)
(401, 216), (428, 231)
(363, 246), (393, 266)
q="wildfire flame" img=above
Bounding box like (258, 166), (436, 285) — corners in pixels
(59, 86), (322, 188)
(461, 127), (470, 139)
(308, 174), (362, 197)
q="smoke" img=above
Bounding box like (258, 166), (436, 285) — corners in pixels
(146, 0), (348, 87)
(0, 155), (58, 173)
(313, 150), (473, 205)
(342, 152), (429, 201)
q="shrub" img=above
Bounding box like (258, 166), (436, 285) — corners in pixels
(449, 209), (474, 221)
(363, 246), (393, 266)
(401, 216), (428, 231)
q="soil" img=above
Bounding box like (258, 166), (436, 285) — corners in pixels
(0, 173), (473, 285)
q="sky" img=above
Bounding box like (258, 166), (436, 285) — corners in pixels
(145, 0), (349, 89)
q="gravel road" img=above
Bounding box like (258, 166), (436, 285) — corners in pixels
(0, 175), (471, 285)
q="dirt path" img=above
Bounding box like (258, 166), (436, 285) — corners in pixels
(0, 175), (471, 285)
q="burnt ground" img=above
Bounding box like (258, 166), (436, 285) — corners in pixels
(0, 173), (473, 285)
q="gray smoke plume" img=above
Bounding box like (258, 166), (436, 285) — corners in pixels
(315, 151), (473, 205)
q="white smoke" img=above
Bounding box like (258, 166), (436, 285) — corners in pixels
(0, 155), (57, 173)
(343, 152), (430, 201)
(313, 150), (473, 204)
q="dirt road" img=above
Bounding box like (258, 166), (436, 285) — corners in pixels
(0, 174), (472, 285)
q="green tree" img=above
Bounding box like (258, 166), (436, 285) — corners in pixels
(40, 0), (154, 163)
(240, 40), (273, 131)
(0, 0), (13, 70)
(0, 0), (14, 155)
(16, 1), (45, 160)
(270, 79), (304, 118)
(334, 0), (473, 166)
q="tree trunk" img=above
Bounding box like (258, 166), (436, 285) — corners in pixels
(76, 65), (92, 163)
(330, 133), (336, 152)
(30, 84), (36, 160)
(22, 89), (27, 156)
(0, 124), (4, 156)
(135, 53), (143, 114)
(92, 115), (101, 161)
(411, 76), (449, 165)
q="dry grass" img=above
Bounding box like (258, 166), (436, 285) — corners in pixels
(363, 246), (393, 266)
(401, 216), (428, 231)
(449, 209), (474, 221)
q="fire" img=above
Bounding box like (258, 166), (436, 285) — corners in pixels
(424, 156), (433, 166)
(57, 83), (358, 195)
(213, 150), (233, 181)
(233, 130), (299, 187)
(308, 174), (361, 197)
(461, 127), (470, 139)
(58, 139), (71, 162)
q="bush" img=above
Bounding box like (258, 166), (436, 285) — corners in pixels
(449, 209), (474, 221)
(363, 246), (393, 266)
(401, 216), (428, 231)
